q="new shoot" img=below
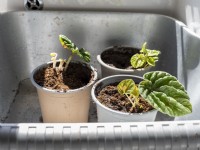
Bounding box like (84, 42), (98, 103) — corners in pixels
(130, 42), (160, 69)
(50, 35), (91, 72)
(117, 79), (141, 111)
(117, 71), (192, 117)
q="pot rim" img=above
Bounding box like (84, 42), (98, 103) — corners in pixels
(97, 46), (151, 72)
(31, 61), (98, 94)
(91, 74), (157, 116)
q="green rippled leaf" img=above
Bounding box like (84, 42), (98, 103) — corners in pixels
(139, 71), (192, 117)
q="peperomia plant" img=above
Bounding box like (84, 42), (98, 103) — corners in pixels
(50, 34), (90, 71)
(131, 42), (160, 69)
(117, 71), (192, 117)
(117, 79), (140, 111)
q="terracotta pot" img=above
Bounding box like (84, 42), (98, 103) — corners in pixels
(91, 74), (157, 122)
(97, 46), (151, 77)
(31, 61), (98, 123)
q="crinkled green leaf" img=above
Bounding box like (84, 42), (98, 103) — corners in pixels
(132, 85), (139, 98)
(59, 35), (79, 54)
(131, 42), (160, 69)
(140, 42), (147, 54)
(78, 48), (91, 63)
(59, 35), (91, 63)
(145, 48), (160, 67)
(146, 49), (160, 57)
(117, 79), (139, 97)
(130, 54), (146, 68)
(139, 71), (192, 117)
(59, 35), (75, 50)
(147, 57), (156, 66)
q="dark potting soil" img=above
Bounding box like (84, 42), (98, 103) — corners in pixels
(101, 46), (140, 69)
(97, 83), (154, 113)
(34, 62), (93, 92)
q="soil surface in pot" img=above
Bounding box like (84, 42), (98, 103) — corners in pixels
(34, 62), (93, 92)
(97, 83), (153, 113)
(101, 46), (140, 69)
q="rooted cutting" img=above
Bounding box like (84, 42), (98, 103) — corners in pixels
(97, 83), (153, 113)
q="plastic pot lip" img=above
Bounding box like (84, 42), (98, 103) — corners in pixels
(30, 61), (98, 94)
(97, 46), (151, 72)
(91, 74), (157, 116)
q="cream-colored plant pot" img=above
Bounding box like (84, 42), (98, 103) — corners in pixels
(31, 61), (98, 123)
(97, 46), (151, 78)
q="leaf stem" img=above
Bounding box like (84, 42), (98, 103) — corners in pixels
(58, 59), (65, 71)
(125, 93), (136, 109)
(64, 54), (73, 72)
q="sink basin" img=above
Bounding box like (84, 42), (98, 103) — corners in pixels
(0, 11), (200, 123)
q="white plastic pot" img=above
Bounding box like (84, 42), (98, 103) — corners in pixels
(97, 46), (151, 78)
(91, 75), (157, 122)
(31, 61), (98, 123)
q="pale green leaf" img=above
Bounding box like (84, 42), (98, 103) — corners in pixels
(130, 54), (146, 68)
(132, 85), (139, 98)
(147, 57), (156, 66)
(59, 35), (75, 49)
(140, 42), (147, 54)
(146, 49), (160, 57)
(117, 79), (139, 98)
(117, 79), (135, 95)
(131, 42), (160, 69)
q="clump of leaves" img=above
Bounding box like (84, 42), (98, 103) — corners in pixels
(50, 35), (90, 72)
(117, 71), (192, 117)
(130, 42), (160, 69)
(117, 79), (140, 111)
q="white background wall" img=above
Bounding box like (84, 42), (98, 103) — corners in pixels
(176, 0), (200, 35)
(0, 0), (7, 12)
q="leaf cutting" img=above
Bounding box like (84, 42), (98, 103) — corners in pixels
(117, 71), (192, 117)
(130, 42), (160, 69)
(50, 34), (91, 72)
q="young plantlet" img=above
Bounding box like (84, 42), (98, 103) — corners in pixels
(117, 79), (140, 111)
(50, 52), (58, 69)
(130, 42), (160, 69)
(117, 71), (192, 117)
(59, 35), (91, 71)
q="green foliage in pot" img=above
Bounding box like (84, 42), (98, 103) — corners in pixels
(50, 35), (90, 72)
(117, 71), (192, 117)
(130, 42), (160, 69)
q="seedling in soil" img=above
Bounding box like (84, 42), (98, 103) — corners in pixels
(117, 71), (192, 117)
(117, 79), (141, 112)
(50, 34), (91, 72)
(130, 42), (160, 69)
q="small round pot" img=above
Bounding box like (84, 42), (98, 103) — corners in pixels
(91, 75), (157, 122)
(31, 61), (98, 123)
(97, 46), (151, 78)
